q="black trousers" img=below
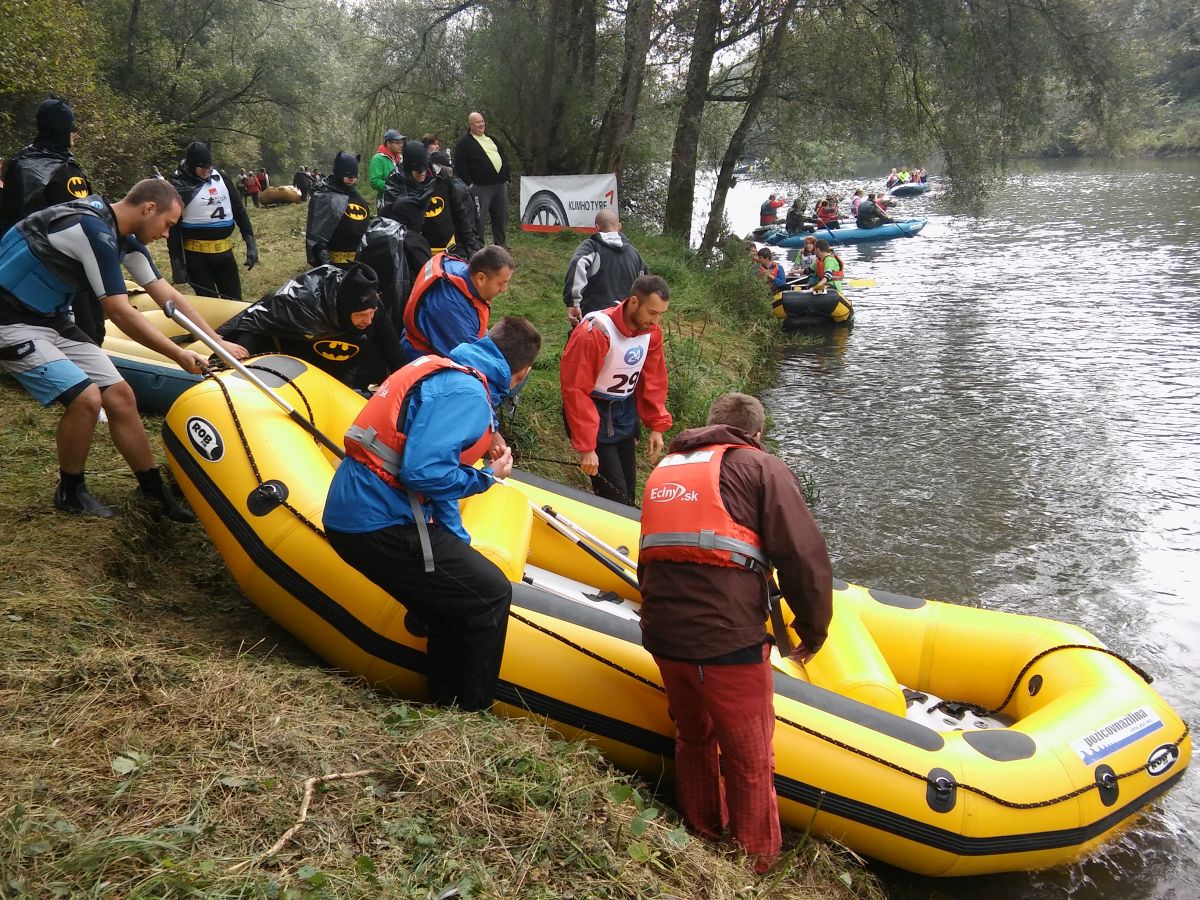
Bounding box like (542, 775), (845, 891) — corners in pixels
(187, 250), (243, 300)
(592, 437), (638, 506)
(326, 522), (512, 711)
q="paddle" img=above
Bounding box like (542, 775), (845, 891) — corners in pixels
(528, 502), (640, 591)
(164, 301), (346, 459)
(785, 276), (875, 289)
(539, 505), (637, 572)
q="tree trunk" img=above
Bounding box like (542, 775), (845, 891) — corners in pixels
(531, 0), (564, 174)
(662, 0), (722, 240)
(699, 0), (799, 257)
(604, 0), (653, 180)
(122, 0), (142, 90)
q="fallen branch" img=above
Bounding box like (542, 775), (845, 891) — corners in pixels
(227, 769), (382, 874)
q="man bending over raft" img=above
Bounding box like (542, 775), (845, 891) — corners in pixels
(0, 178), (248, 519)
(638, 392), (833, 873)
(324, 317), (543, 711)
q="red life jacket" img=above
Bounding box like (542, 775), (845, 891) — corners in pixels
(343, 355), (493, 489)
(403, 252), (488, 355)
(817, 253), (844, 282)
(639, 443), (769, 572)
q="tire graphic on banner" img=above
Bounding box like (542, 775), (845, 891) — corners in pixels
(521, 190), (569, 227)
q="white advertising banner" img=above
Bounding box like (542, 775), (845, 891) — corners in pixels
(519, 174), (618, 232)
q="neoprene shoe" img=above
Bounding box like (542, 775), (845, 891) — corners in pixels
(54, 482), (116, 518)
(140, 485), (197, 524)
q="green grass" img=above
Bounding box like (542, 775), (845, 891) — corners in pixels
(0, 206), (876, 898)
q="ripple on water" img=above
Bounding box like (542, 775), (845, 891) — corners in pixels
(755, 160), (1200, 900)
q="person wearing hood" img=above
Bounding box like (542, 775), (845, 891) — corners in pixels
(306, 152), (370, 268)
(167, 141), (257, 300)
(637, 392), (832, 874)
(560, 274), (673, 506)
(216, 262), (403, 390)
(370, 129), (405, 207)
(562, 208), (647, 326)
(324, 315), (543, 711)
(379, 140), (438, 273)
(422, 148), (482, 258)
(379, 141), (437, 231)
(0, 99), (91, 237)
(400, 244), (514, 363)
(0, 98), (107, 343)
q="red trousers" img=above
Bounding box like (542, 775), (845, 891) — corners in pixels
(654, 645), (780, 866)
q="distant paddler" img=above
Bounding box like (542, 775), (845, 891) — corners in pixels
(306, 151), (371, 269)
(167, 140), (258, 300)
(812, 239), (845, 294)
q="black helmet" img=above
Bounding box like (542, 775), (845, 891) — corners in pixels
(183, 141), (213, 172)
(333, 151), (360, 180)
(402, 140), (429, 173)
(36, 98), (75, 142)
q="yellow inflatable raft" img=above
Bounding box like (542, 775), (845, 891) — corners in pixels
(104, 284), (245, 414)
(162, 357), (1190, 877)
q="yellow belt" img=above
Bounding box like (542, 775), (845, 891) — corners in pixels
(329, 250), (357, 263)
(430, 237), (457, 254)
(183, 237), (233, 254)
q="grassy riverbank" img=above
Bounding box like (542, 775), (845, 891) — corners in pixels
(0, 204), (880, 897)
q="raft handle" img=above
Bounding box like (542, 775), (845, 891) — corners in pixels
(926, 768), (958, 814)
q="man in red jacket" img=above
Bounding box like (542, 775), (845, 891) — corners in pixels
(559, 274), (672, 505)
(638, 391), (833, 873)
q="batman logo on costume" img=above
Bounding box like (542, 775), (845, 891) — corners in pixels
(346, 203), (368, 221)
(66, 176), (89, 198)
(424, 196), (445, 218)
(314, 340), (360, 361)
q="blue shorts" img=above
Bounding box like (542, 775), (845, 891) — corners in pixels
(0, 321), (122, 406)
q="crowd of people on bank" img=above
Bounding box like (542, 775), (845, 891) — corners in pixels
(0, 96), (834, 876)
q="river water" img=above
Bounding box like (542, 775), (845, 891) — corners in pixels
(701, 160), (1200, 898)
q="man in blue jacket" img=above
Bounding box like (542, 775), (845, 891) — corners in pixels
(324, 316), (543, 711)
(400, 245), (514, 362)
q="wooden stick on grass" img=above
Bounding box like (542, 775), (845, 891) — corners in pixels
(227, 769), (382, 874)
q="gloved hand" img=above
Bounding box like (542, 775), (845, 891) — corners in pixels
(170, 258), (188, 285)
(244, 235), (259, 270)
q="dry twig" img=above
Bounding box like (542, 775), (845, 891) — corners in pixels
(227, 768), (382, 874)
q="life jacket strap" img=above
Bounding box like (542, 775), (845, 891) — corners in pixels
(345, 424), (403, 475)
(408, 489), (435, 573)
(639, 530), (769, 573)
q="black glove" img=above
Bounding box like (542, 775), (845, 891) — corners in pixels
(244, 235), (259, 270)
(170, 258), (188, 285)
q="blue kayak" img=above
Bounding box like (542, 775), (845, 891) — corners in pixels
(764, 218), (927, 246)
(888, 182), (930, 197)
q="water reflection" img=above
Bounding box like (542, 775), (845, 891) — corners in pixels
(741, 161), (1199, 898)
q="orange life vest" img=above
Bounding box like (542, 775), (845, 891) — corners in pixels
(816, 253), (843, 282)
(343, 355), (493, 489)
(403, 252), (488, 355)
(639, 443), (769, 572)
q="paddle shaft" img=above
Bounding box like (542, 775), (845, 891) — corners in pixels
(540, 506), (636, 571)
(163, 301), (345, 459)
(528, 502), (640, 591)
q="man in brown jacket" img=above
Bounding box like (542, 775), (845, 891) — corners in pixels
(638, 391), (832, 873)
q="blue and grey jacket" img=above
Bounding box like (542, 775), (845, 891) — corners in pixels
(0, 196), (159, 325)
(323, 336), (513, 544)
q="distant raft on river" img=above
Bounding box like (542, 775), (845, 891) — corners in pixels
(763, 218), (928, 246)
